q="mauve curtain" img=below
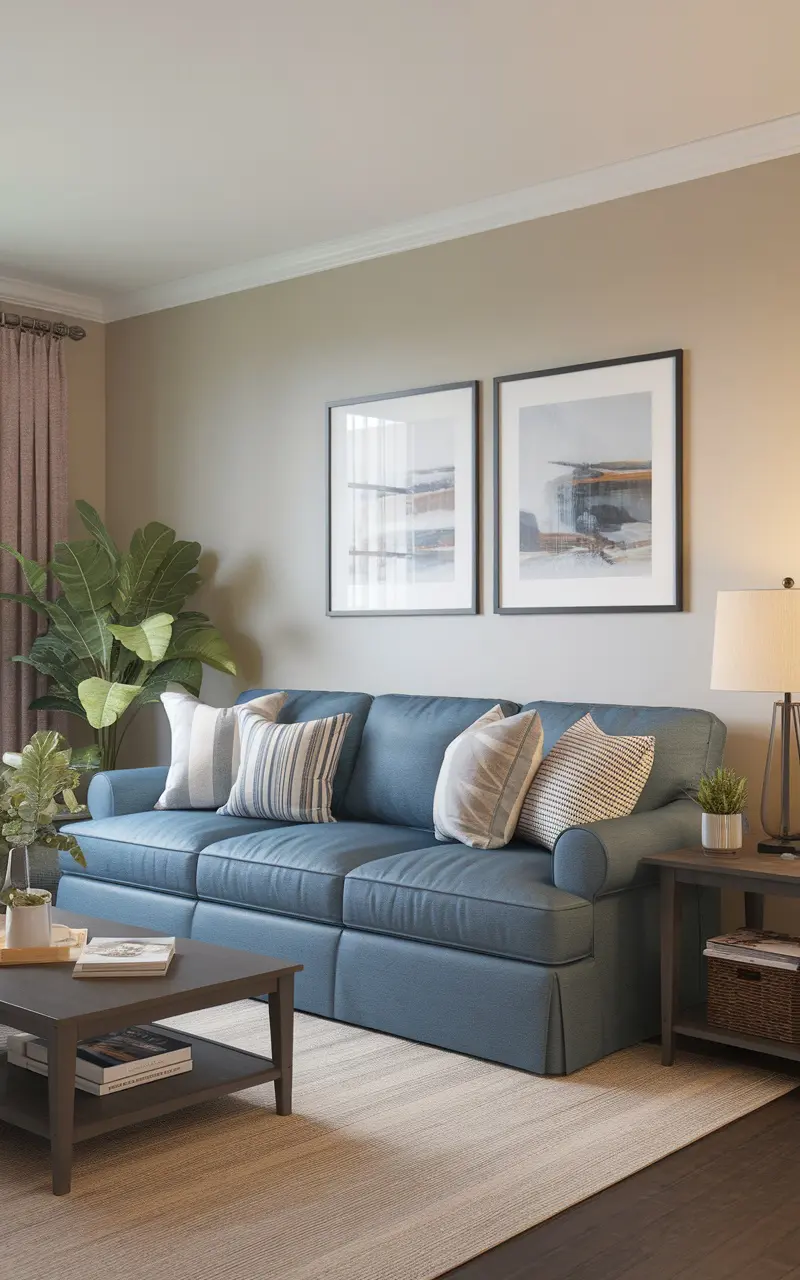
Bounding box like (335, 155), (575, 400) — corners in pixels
(0, 327), (68, 753)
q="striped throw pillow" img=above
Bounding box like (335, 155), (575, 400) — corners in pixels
(516, 713), (655, 851)
(156, 690), (287, 810)
(219, 708), (352, 823)
(433, 706), (544, 849)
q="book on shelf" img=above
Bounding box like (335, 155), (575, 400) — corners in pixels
(7, 1025), (192, 1084)
(703, 947), (800, 971)
(704, 928), (800, 970)
(72, 936), (176, 977)
(6, 1049), (192, 1095)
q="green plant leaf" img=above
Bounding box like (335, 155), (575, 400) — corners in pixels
(50, 540), (116, 613)
(14, 631), (89, 688)
(29, 693), (86, 717)
(166, 615), (236, 674)
(108, 612), (174, 663)
(68, 745), (102, 772)
(75, 500), (120, 567)
(140, 540), (202, 617)
(48, 598), (112, 671)
(113, 522), (177, 618)
(131, 658), (203, 706)
(0, 591), (51, 617)
(78, 677), (142, 728)
(0, 543), (48, 599)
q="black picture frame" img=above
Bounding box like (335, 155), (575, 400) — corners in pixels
(494, 350), (683, 614)
(326, 380), (479, 617)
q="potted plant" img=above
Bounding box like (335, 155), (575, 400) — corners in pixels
(697, 767), (747, 855)
(0, 731), (97, 948)
(0, 500), (236, 770)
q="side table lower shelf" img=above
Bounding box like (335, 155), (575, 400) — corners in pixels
(675, 1004), (800, 1066)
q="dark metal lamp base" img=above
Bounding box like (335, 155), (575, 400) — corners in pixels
(757, 837), (800, 856)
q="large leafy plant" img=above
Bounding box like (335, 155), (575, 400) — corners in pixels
(0, 501), (236, 770)
(0, 732), (98, 892)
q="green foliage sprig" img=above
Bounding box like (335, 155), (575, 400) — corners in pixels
(0, 500), (236, 770)
(6, 887), (51, 908)
(0, 730), (98, 868)
(0, 731), (99, 905)
(696, 767), (748, 815)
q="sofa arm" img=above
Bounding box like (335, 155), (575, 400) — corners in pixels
(87, 768), (169, 820)
(553, 798), (701, 899)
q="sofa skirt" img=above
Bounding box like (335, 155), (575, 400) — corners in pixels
(56, 875), (715, 1075)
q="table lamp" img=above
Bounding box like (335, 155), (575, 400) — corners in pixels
(711, 578), (800, 854)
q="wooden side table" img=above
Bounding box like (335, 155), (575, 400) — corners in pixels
(642, 848), (800, 1066)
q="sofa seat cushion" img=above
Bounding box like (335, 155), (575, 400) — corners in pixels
(196, 822), (437, 924)
(64, 811), (286, 898)
(342, 845), (593, 964)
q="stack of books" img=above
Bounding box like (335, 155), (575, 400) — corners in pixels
(704, 929), (800, 971)
(7, 1025), (193, 1095)
(73, 936), (176, 978)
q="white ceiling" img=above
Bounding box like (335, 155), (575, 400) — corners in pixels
(3, 0), (800, 320)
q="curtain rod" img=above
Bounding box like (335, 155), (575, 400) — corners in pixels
(0, 311), (86, 341)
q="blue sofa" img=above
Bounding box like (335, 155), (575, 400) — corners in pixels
(58, 690), (725, 1075)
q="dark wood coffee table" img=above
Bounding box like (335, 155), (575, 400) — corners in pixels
(0, 908), (302, 1195)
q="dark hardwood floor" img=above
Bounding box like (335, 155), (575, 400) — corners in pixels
(441, 1087), (800, 1279)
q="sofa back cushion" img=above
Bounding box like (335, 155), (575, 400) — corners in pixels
(345, 694), (520, 829)
(521, 700), (726, 811)
(237, 689), (372, 814)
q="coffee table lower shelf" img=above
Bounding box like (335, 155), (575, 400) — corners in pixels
(674, 1004), (800, 1065)
(0, 1029), (279, 1143)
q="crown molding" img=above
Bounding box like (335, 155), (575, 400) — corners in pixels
(86, 111), (800, 322)
(0, 274), (105, 324)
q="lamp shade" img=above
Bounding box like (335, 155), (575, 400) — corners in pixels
(711, 588), (800, 692)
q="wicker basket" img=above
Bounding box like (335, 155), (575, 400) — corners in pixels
(707, 956), (800, 1043)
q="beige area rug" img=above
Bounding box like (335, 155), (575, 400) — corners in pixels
(0, 1003), (795, 1280)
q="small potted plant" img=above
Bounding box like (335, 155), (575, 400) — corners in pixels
(0, 731), (97, 948)
(697, 767), (747, 855)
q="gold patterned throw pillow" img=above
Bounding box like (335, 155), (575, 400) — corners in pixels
(433, 706), (544, 849)
(515, 713), (655, 851)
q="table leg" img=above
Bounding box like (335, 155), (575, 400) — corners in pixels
(660, 868), (681, 1066)
(48, 1023), (78, 1195)
(744, 892), (764, 931)
(268, 973), (295, 1115)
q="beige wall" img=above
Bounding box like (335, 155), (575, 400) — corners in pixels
(106, 155), (800, 917)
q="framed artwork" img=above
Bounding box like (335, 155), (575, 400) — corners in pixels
(327, 381), (478, 616)
(494, 350), (683, 614)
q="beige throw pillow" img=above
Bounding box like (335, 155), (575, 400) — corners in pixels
(433, 705), (544, 849)
(516, 712), (655, 851)
(156, 691), (287, 810)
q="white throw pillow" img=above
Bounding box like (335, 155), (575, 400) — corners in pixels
(219, 707), (352, 823)
(156, 691), (287, 810)
(516, 713), (655, 850)
(433, 706), (544, 849)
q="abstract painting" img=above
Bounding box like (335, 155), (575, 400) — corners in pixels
(495, 352), (682, 613)
(327, 382), (478, 615)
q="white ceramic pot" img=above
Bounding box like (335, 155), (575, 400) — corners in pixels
(701, 812), (743, 853)
(5, 899), (52, 948)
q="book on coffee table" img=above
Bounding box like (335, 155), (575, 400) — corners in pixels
(6, 1048), (192, 1095)
(73, 936), (175, 977)
(7, 1025), (192, 1083)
